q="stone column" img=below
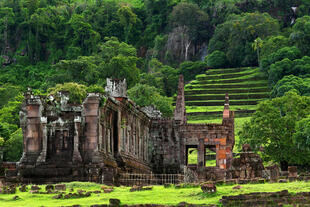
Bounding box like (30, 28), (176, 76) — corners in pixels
(37, 117), (47, 163)
(83, 93), (101, 163)
(198, 138), (205, 168)
(72, 116), (82, 163)
(20, 92), (42, 164)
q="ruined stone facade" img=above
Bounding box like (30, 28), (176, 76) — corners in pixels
(18, 76), (239, 184)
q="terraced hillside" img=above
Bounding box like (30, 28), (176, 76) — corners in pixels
(184, 67), (270, 124)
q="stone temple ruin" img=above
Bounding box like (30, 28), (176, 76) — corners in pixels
(14, 76), (264, 184)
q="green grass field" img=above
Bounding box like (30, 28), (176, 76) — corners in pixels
(1, 181), (310, 206)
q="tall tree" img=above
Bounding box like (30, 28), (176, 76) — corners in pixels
(239, 91), (310, 169)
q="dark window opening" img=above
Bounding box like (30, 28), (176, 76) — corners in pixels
(113, 111), (119, 156)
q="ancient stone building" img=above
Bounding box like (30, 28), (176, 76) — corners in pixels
(17, 76), (238, 184)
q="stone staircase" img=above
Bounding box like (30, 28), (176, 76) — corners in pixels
(184, 67), (270, 122)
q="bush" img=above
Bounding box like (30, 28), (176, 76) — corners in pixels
(205, 50), (227, 68)
(4, 128), (23, 162)
(269, 56), (310, 85)
(179, 61), (207, 82)
(128, 84), (173, 117)
(47, 82), (87, 104)
(271, 75), (310, 97)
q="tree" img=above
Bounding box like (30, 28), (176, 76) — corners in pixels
(179, 61), (207, 82)
(252, 37), (263, 66)
(0, 7), (14, 55)
(292, 116), (310, 165)
(98, 37), (140, 88)
(47, 82), (87, 104)
(128, 84), (173, 117)
(269, 56), (310, 85)
(261, 46), (302, 73)
(260, 36), (290, 60)
(52, 56), (102, 85)
(167, 2), (209, 62)
(68, 14), (100, 55)
(290, 16), (310, 56)
(208, 12), (280, 67)
(271, 75), (310, 97)
(205, 50), (227, 69)
(3, 128), (23, 161)
(117, 5), (137, 43)
(239, 91), (310, 169)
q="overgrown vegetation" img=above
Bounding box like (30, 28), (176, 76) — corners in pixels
(0, 0), (309, 168)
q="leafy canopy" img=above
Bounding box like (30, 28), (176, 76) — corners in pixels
(239, 91), (310, 166)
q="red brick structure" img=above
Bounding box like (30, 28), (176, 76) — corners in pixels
(16, 76), (242, 184)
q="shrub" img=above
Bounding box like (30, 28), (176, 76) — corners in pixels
(206, 50), (227, 68)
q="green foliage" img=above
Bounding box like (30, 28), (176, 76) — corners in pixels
(0, 93), (23, 129)
(117, 5), (138, 43)
(99, 37), (140, 88)
(140, 58), (179, 96)
(260, 36), (290, 60)
(271, 75), (310, 97)
(69, 14), (100, 55)
(127, 84), (173, 117)
(0, 137), (4, 147)
(52, 56), (102, 85)
(0, 84), (21, 109)
(205, 50), (227, 68)
(268, 56), (310, 85)
(179, 61), (206, 82)
(292, 116), (310, 165)
(86, 85), (105, 94)
(239, 91), (310, 165)
(169, 2), (210, 43)
(208, 12), (280, 67)
(290, 16), (310, 56)
(261, 46), (301, 73)
(3, 128), (23, 162)
(47, 82), (87, 104)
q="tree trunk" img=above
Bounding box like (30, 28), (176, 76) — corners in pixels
(185, 40), (191, 61)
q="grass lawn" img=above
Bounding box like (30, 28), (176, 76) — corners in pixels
(1, 181), (310, 206)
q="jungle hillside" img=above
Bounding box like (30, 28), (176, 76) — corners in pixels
(0, 0), (310, 170)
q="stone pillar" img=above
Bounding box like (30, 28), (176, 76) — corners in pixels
(20, 91), (42, 164)
(83, 93), (101, 163)
(73, 116), (82, 163)
(37, 117), (47, 163)
(174, 75), (187, 124)
(198, 138), (205, 168)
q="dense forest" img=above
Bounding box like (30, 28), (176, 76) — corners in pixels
(0, 0), (309, 168)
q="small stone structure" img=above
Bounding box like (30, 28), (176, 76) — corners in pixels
(227, 145), (264, 180)
(11, 76), (264, 184)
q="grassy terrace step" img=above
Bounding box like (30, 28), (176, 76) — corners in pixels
(185, 87), (270, 95)
(199, 71), (255, 80)
(185, 93), (269, 101)
(186, 82), (267, 89)
(201, 68), (259, 79)
(185, 99), (261, 106)
(187, 110), (256, 116)
(191, 76), (266, 84)
(186, 105), (258, 112)
(205, 67), (254, 75)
